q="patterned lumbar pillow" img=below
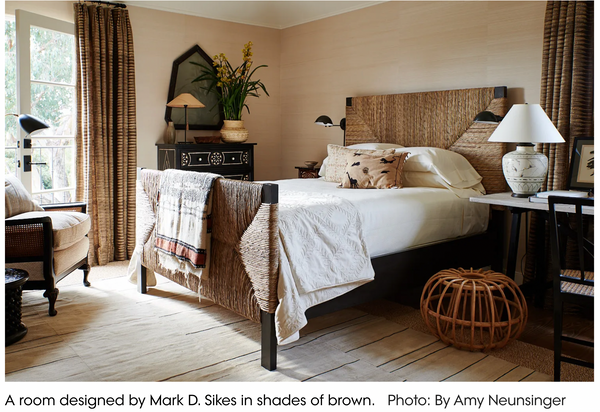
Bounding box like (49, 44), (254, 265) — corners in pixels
(340, 152), (409, 189)
(324, 144), (396, 183)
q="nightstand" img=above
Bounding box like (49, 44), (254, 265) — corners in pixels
(295, 167), (320, 179)
(157, 143), (255, 181)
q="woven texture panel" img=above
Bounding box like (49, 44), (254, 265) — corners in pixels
(345, 87), (508, 194)
(201, 180), (279, 322)
(140, 171), (279, 322)
(5, 223), (46, 258)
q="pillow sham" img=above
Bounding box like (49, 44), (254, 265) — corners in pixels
(396, 147), (483, 189)
(318, 157), (328, 177)
(340, 152), (409, 189)
(402, 171), (485, 198)
(324, 144), (396, 183)
(346, 143), (405, 151)
(5, 175), (44, 218)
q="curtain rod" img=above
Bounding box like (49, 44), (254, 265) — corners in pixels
(85, 0), (127, 8)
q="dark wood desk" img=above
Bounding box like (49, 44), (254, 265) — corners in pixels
(470, 192), (594, 306)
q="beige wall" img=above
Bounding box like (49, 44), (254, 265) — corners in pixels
(129, 6), (281, 180)
(7, 1), (546, 181)
(6, 1), (281, 180)
(280, 1), (546, 178)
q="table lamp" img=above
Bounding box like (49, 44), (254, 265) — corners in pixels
(486, 104), (564, 197)
(166, 93), (205, 143)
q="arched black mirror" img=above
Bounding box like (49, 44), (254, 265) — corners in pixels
(165, 45), (224, 130)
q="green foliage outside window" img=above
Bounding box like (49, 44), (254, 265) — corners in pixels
(4, 20), (76, 203)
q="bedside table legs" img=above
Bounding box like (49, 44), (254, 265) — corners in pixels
(506, 209), (523, 280)
(506, 207), (548, 308)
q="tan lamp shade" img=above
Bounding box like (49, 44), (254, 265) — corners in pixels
(166, 93), (205, 143)
(166, 93), (205, 108)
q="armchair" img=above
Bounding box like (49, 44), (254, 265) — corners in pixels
(5, 176), (91, 316)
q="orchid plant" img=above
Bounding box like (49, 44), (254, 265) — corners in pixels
(191, 41), (269, 120)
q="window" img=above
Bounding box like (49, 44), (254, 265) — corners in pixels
(5, 18), (18, 177)
(4, 11), (76, 204)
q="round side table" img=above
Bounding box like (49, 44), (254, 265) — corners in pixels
(5, 268), (29, 346)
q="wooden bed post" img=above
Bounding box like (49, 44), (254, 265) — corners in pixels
(260, 183), (278, 371)
(261, 310), (277, 371)
(137, 263), (147, 294)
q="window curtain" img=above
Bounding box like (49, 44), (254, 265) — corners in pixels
(74, 3), (137, 266)
(524, 1), (593, 283)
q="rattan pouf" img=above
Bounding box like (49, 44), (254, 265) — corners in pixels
(420, 268), (527, 351)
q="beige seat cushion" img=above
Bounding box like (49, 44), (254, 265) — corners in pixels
(5, 175), (43, 218)
(6, 211), (91, 251)
(7, 237), (89, 279)
(54, 237), (89, 275)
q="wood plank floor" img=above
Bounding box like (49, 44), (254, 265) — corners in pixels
(5, 275), (552, 382)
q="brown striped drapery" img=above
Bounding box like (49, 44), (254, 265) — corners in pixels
(524, 1), (593, 283)
(74, 3), (137, 266)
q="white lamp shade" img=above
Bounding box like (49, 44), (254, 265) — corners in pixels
(488, 104), (564, 144)
(166, 93), (205, 108)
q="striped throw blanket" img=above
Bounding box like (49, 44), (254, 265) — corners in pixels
(155, 169), (220, 278)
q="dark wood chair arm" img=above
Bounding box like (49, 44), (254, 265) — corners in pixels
(5, 216), (53, 261)
(42, 201), (87, 213)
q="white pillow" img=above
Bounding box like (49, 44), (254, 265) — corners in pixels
(396, 147), (483, 189)
(318, 143), (404, 177)
(5, 175), (44, 218)
(318, 157), (328, 177)
(403, 171), (485, 198)
(347, 143), (405, 151)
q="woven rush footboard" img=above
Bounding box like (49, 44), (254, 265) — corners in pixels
(139, 170), (279, 323)
(201, 180), (279, 322)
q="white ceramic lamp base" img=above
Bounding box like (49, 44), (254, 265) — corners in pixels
(502, 144), (548, 197)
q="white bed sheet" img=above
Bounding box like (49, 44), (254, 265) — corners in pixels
(273, 178), (489, 257)
(268, 178), (489, 344)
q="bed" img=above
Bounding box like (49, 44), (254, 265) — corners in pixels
(134, 86), (508, 371)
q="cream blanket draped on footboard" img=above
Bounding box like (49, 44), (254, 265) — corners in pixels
(275, 191), (375, 344)
(154, 169), (220, 277)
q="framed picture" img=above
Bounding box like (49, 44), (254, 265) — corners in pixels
(567, 137), (594, 191)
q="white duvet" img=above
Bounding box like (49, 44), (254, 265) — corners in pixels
(271, 178), (489, 344)
(275, 189), (374, 343)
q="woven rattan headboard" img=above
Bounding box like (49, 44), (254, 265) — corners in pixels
(345, 86), (508, 194)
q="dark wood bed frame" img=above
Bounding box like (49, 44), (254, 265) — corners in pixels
(139, 86), (509, 372)
(261, 85), (509, 370)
